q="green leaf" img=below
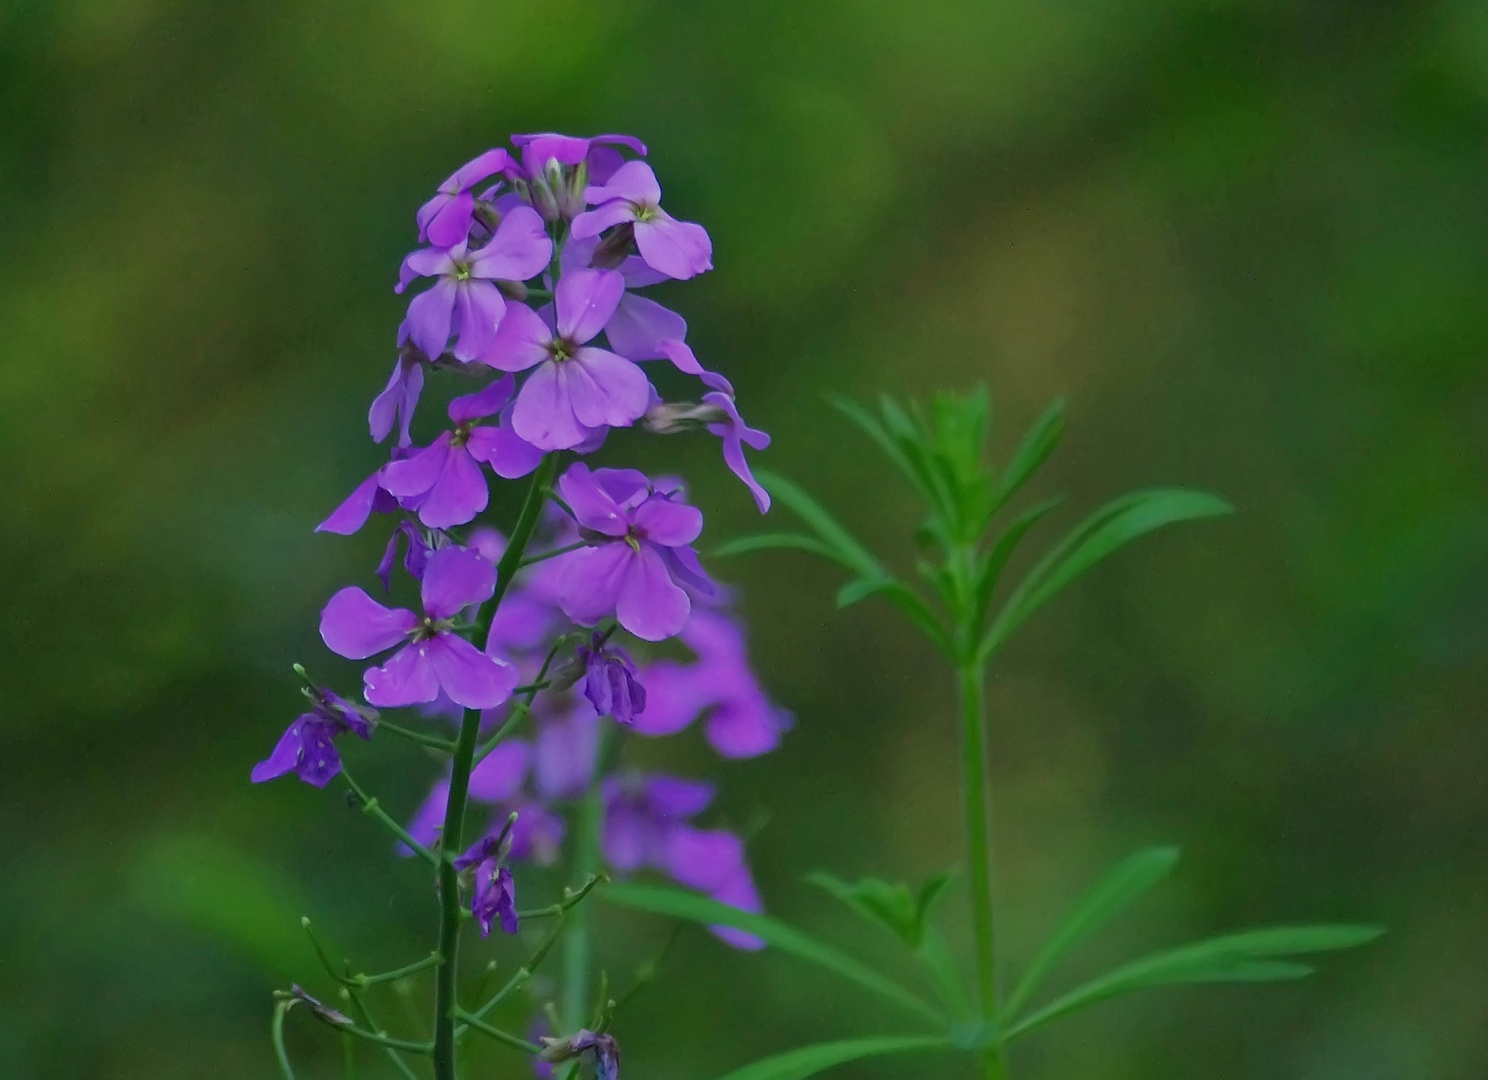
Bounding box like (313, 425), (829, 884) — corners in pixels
(990, 398), (1066, 513)
(983, 488), (1232, 659)
(1005, 923), (1383, 1041)
(834, 578), (950, 652)
(1002, 846), (1180, 1021)
(970, 495), (1063, 636)
(917, 926), (972, 1020)
(712, 1036), (950, 1080)
(716, 532), (845, 564)
(603, 883), (944, 1024)
(828, 395), (931, 502)
(809, 870), (956, 951)
(757, 470), (884, 581)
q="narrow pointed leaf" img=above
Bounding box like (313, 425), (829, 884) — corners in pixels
(970, 495), (1063, 635)
(983, 488), (1232, 659)
(716, 533), (845, 564)
(917, 926), (973, 1020)
(828, 395), (931, 501)
(757, 471), (884, 581)
(604, 883), (944, 1024)
(1005, 923), (1383, 1041)
(712, 1036), (950, 1080)
(834, 578), (950, 651)
(991, 398), (1066, 511)
(1002, 846), (1180, 1021)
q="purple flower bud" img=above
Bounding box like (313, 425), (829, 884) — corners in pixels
(456, 833), (519, 937)
(578, 632), (646, 724)
(251, 688), (375, 788)
(538, 1030), (620, 1080)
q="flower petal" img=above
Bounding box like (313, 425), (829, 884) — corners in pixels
(451, 280), (506, 362)
(616, 543), (690, 641)
(633, 495), (703, 546)
(449, 374), (517, 424)
(468, 738), (531, 802)
(405, 277), (459, 359)
(605, 293), (686, 361)
(510, 361), (591, 451)
(482, 301), (551, 373)
(635, 215), (712, 280)
(559, 543), (633, 626)
(584, 160), (662, 207)
(555, 269), (625, 344)
(422, 190), (475, 248)
(320, 587), (419, 659)
(380, 433), (453, 500)
(465, 422), (544, 479)
(427, 632), (518, 709)
(421, 545), (497, 620)
(251, 716), (314, 784)
(556, 462), (630, 536)
(663, 826), (745, 892)
(564, 348), (651, 430)
(364, 643), (441, 707)
(569, 199), (635, 241)
(316, 471), (384, 535)
(469, 205), (551, 281)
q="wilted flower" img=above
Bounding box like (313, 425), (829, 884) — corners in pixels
(252, 687), (375, 788)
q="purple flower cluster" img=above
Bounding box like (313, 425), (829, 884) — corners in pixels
(254, 135), (786, 964)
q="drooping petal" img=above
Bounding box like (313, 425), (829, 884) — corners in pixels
(482, 301), (551, 373)
(584, 160), (662, 207)
(320, 587), (419, 659)
(559, 543), (634, 626)
(647, 776), (716, 818)
(416, 444), (489, 529)
(316, 471), (384, 535)
(426, 632), (518, 709)
(380, 433), (454, 500)
(451, 279), (506, 362)
(421, 545), (497, 619)
(510, 361), (592, 451)
(556, 462), (630, 537)
(708, 865), (767, 950)
(405, 277), (459, 359)
(634, 214), (713, 280)
(704, 391), (772, 512)
(627, 662), (710, 737)
(397, 246), (459, 293)
(469, 205), (551, 281)
(569, 199), (635, 241)
(661, 543), (718, 600)
(633, 495), (703, 546)
(605, 293), (687, 361)
(616, 543), (690, 641)
(468, 739), (531, 802)
(293, 720), (344, 787)
(465, 422), (543, 480)
(564, 348), (651, 430)
(655, 338), (707, 377)
(448, 148), (514, 191)
(663, 826), (745, 893)
(554, 269), (625, 344)
(448, 374), (517, 424)
(369, 356), (423, 446)
(251, 716), (316, 784)
(420, 190), (475, 248)
(363, 642), (441, 707)
(706, 693), (792, 759)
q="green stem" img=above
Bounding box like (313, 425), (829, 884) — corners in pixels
(272, 1002), (298, 1080)
(431, 453), (560, 1080)
(560, 728), (608, 1030)
(958, 661), (1012, 1080)
(339, 769), (439, 866)
(456, 1010), (543, 1053)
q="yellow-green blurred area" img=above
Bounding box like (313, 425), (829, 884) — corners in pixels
(3, 0), (1486, 1077)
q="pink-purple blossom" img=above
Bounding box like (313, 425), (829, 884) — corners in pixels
(251, 688), (375, 788)
(578, 631), (646, 724)
(319, 546), (518, 709)
(416, 148), (514, 248)
(454, 833), (519, 937)
(572, 161), (712, 281)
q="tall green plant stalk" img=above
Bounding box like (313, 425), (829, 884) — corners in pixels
(561, 736), (608, 1031)
(431, 453), (559, 1080)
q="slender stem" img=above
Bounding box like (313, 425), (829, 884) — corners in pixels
(516, 872), (605, 920)
(518, 540), (587, 567)
(272, 1002), (298, 1080)
(560, 726), (608, 1030)
(342, 978), (422, 1080)
(958, 661), (1012, 1080)
(431, 453), (560, 1080)
(461, 913), (566, 1028)
(356, 951), (442, 987)
(456, 1010), (543, 1053)
(376, 718), (457, 752)
(339, 769), (439, 866)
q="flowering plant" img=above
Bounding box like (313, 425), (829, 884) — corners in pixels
(260, 133), (1378, 1080)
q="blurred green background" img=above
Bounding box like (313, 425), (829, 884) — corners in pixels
(3, 1), (1486, 1077)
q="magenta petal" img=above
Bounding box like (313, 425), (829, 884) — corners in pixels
(628, 663), (709, 737)
(419, 444), (489, 528)
(470, 205), (551, 281)
(449, 148), (513, 191)
(635, 215), (712, 280)
(465, 422), (543, 479)
(316, 471), (383, 535)
(709, 866), (767, 951)
(664, 826), (745, 893)
(405, 779), (451, 851)
(426, 633), (517, 709)
(406, 277), (459, 359)
(617, 544), (690, 641)
(468, 739), (530, 802)
(557, 463), (629, 536)
(421, 545), (496, 620)
(397, 246), (458, 293)
(449, 374), (517, 424)
(380, 433), (453, 499)
(605, 293), (687, 361)
(251, 718), (312, 784)
(482, 301), (551, 373)
(706, 695), (789, 759)
(634, 496), (703, 546)
(648, 776), (716, 818)
(424, 191), (476, 248)
(320, 587), (419, 659)
(364, 643), (441, 707)
(564, 348), (651, 430)
(555, 269), (625, 343)
(594, 468), (651, 506)
(569, 200), (634, 241)
(510, 362), (592, 451)
(451, 279), (506, 362)
(584, 160), (662, 206)
(560, 544), (634, 626)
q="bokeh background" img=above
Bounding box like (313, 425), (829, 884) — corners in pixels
(3, 1), (1487, 1077)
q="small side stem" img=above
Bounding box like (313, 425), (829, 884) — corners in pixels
(431, 453), (559, 1080)
(958, 661), (1012, 1080)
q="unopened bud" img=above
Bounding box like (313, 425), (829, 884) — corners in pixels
(590, 222), (635, 268)
(496, 279), (529, 302)
(642, 400), (727, 435)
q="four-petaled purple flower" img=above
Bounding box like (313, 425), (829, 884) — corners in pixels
(379, 376), (543, 529)
(486, 269), (651, 451)
(320, 546), (518, 709)
(252, 687), (375, 788)
(396, 205), (551, 362)
(416, 148), (514, 248)
(369, 343), (428, 447)
(454, 833), (519, 937)
(555, 464), (711, 641)
(572, 161), (712, 281)
(578, 631), (646, 724)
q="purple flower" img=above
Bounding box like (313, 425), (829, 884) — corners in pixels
(416, 148), (515, 248)
(561, 234), (684, 362)
(533, 706), (600, 800)
(251, 688), (375, 788)
(454, 834), (519, 937)
(375, 520), (433, 591)
(578, 632), (646, 724)
(538, 1030), (621, 1080)
(512, 132), (646, 220)
(395, 206), (551, 362)
(319, 546), (519, 709)
(315, 462), (400, 536)
(369, 343), (427, 447)
(379, 376), (544, 529)
(484, 270), (651, 451)
(633, 610), (791, 759)
(602, 773), (764, 950)
(572, 161), (712, 281)
(554, 464), (710, 641)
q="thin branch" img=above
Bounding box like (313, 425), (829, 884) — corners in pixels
(461, 916), (567, 1027)
(455, 1010), (541, 1054)
(518, 541), (587, 568)
(340, 769), (439, 866)
(376, 719), (457, 753)
(516, 873), (608, 920)
(272, 1002), (298, 1080)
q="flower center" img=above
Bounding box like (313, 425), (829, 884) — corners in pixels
(453, 261), (472, 282)
(625, 525), (643, 552)
(451, 423), (473, 448)
(548, 337), (576, 363)
(630, 201), (657, 223)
